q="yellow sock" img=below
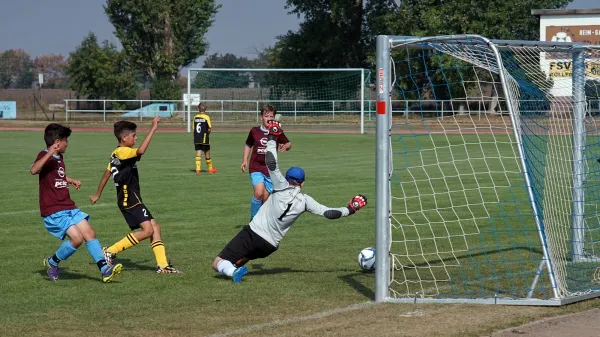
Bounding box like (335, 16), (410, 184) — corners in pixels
(195, 156), (201, 171)
(108, 233), (139, 254)
(151, 240), (168, 268)
(206, 158), (213, 170)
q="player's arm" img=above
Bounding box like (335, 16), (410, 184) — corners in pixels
(206, 115), (212, 134)
(241, 130), (253, 172)
(29, 144), (60, 175)
(136, 115), (159, 156)
(66, 176), (81, 190)
(265, 122), (289, 191)
(89, 168), (111, 204)
(278, 132), (291, 152)
(305, 194), (367, 219)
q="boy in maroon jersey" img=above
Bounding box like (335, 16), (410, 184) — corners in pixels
(240, 104), (291, 219)
(30, 123), (122, 282)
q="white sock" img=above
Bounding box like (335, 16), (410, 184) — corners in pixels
(216, 259), (236, 277)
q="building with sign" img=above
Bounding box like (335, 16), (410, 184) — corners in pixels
(532, 8), (600, 97)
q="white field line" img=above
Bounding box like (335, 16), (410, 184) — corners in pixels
(0, 203), (112, 216)
(206, 301), (376, 337)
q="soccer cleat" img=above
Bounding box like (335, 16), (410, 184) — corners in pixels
(102, 247), (116, 266)
(43, 257), (59, 281)
(232, 266), (248, 283)
(102, 263), (122, 283)
(196, 169), (201, 174)
(208, 168), (218, 174)
(156, 265), (183, 274)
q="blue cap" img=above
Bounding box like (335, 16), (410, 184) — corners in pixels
(285, 167), (305, 183)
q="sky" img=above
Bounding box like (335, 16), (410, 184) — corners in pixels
(0, 0), (597, 66)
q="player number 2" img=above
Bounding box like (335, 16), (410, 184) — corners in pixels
(278, 203), (293, 221)
(143, 208), (148, 217)
(110, 166), (119, 178)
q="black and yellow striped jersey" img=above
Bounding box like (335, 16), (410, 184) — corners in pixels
(193, 113), (212, 145)
(107, 147), (143, 210)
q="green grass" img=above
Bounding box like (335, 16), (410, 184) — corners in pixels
(0, 130), (376, 336)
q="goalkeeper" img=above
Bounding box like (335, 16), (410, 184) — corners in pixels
(212, 120), (367, 283)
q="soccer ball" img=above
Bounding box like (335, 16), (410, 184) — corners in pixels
(358, 247), (376, 271)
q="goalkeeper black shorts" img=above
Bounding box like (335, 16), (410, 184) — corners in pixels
(219, 225), (277, 264)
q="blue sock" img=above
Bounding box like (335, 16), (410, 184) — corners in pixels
(86, 239), (109, 273)
(54, 240), (78, 263)
(250, 197), (262, 219)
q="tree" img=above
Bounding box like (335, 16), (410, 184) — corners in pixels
(272, 0), (574, 70)
(66, 32), (138, 100)
(34, 54), (69, 89)
(193, 53), (253, 88)
(388, 0), (573, 42)
(0, 49), (35, 89)
(104, 0), (220, 99)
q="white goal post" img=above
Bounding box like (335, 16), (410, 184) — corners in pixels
(375, 34), (600, 305)
(186, 68), (370, 133)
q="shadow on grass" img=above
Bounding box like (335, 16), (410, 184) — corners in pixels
(37, 268), (104, 283)
(114, 258), (157, 272)
(339, 272), (376, 300)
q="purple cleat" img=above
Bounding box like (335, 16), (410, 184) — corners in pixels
(43, 257), (59, 281)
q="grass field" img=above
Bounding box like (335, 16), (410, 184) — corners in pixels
(3, 128), (600, 337)
(0, 130), (378, 336)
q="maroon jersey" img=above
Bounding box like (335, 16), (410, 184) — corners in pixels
(245, 126), (290, 176)
(33, 150), (76, 217)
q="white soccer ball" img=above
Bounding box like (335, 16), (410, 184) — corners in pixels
(358, 247), (376, 271)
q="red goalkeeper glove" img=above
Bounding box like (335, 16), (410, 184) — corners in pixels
(348, 194), (367, 213)
(267, 120), (283, 136)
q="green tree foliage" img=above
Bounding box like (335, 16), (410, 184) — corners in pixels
(104, 0), (220, 99)
(193, 53), (252, 88)
(0, 49), (34, 89)
(66, 32), (138, 100)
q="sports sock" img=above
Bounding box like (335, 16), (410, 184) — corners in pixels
(206, 158), (213, 170)
(108, 233), (139, 254)
(85, 239), (109, 273)
(195, 156), (201, 171)
(53, 240), (78, 264)
(250, 197), (262, 219)
(151, 240), (168, 268)
(216, 259), (236, 277)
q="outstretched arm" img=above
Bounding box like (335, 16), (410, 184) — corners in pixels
(136, 115), (159, 156)
(265, 121), (289, 191)
(89, 169), (111, 204)
(305, 194), (368, 220)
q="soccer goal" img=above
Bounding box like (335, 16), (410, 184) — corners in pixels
(186, 68), (371, 133)
(375, 34), (600, 305)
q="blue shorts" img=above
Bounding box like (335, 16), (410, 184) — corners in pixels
(43, 208), (89, 240)
(249, 172), (273, 194)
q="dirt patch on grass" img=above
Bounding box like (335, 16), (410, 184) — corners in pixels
(206, 301), (600, 337)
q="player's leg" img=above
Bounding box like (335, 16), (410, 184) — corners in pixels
(73, 216), (123, 282)
(212, 226), (252, 281)
(249, 172), (267, 220)
(106, 205), (153, 256)
(204, 147), (217, 173)
(195, 147), (202, 174)
(262, 176), (274, 203)
(42, 210), (82, 281)
(148, 218), (182, 274)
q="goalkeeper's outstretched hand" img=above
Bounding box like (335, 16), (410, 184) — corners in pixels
(267, 120), (283, 136)
(348, 194), (367, 212)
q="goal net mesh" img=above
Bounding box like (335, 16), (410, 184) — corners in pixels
(387, 37), (600, 300)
